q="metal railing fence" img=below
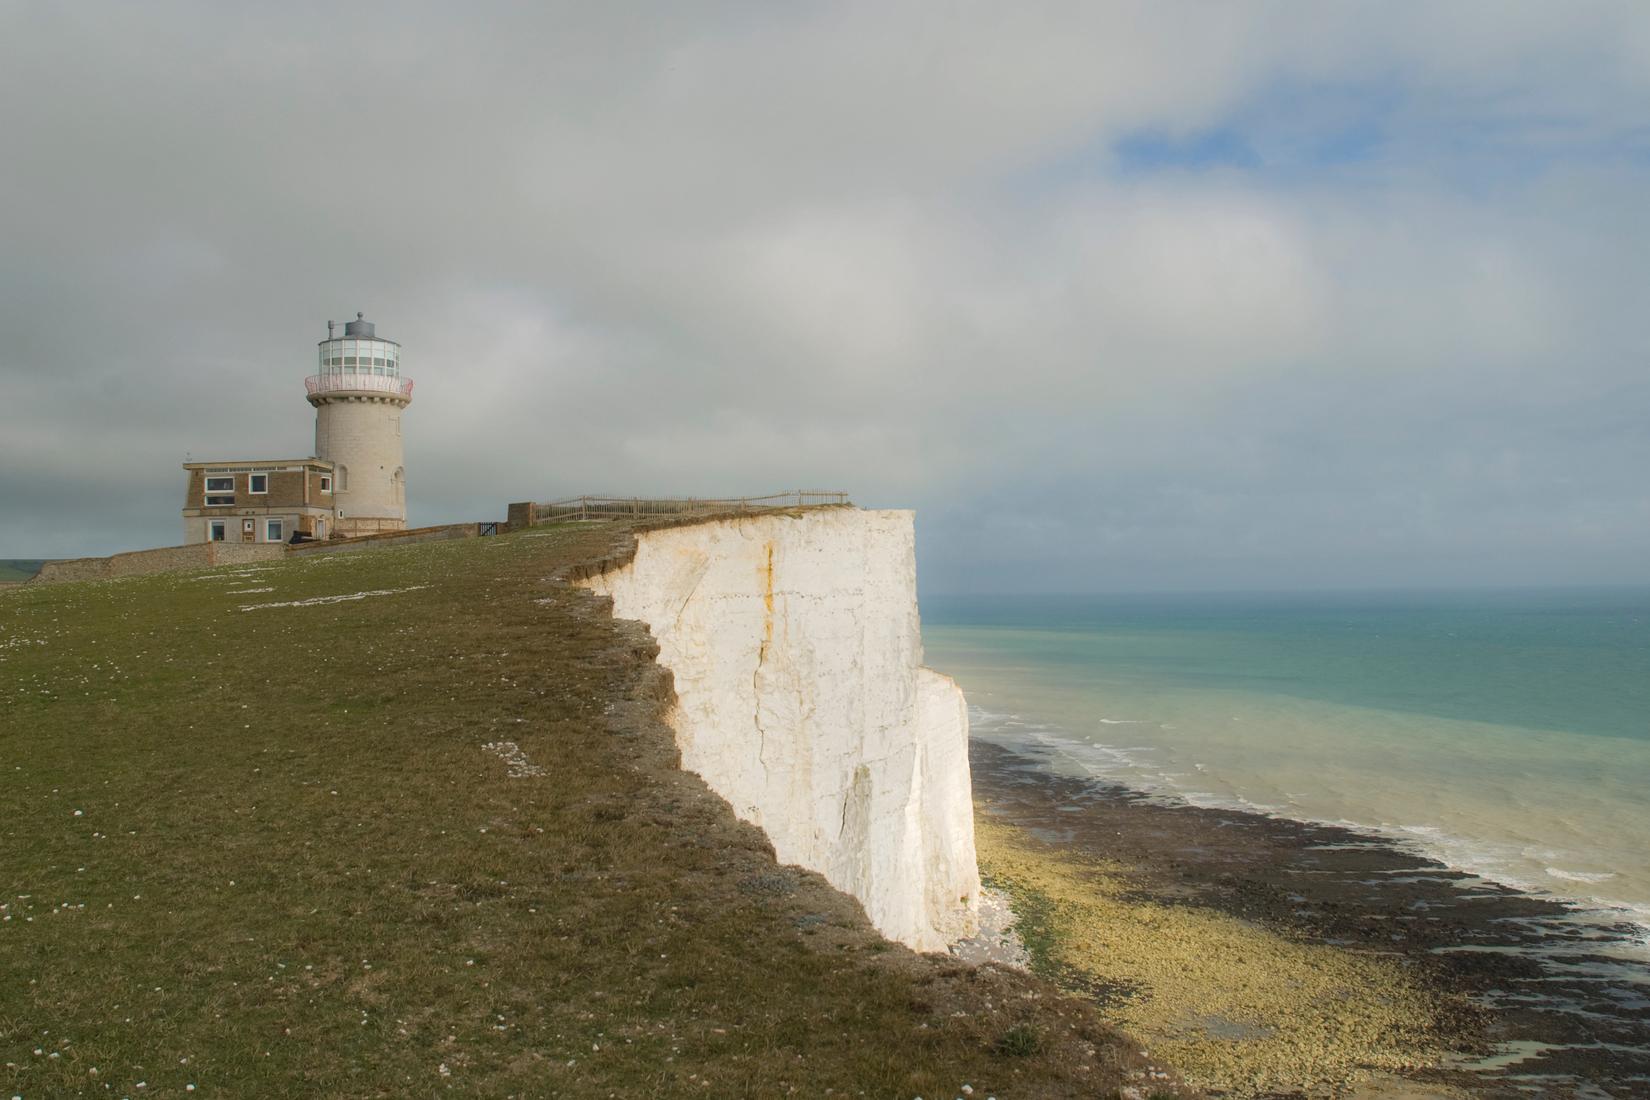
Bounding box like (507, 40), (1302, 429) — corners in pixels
(532, 490), (849, 523)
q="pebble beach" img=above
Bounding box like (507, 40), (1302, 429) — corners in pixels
(971, 740), (1650, 1098)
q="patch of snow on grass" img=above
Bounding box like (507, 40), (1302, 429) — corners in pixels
(482, 741), (547, 778)
(238, 585), (430, 611)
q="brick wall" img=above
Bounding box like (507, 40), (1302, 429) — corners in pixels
(186, 468), (319, 510)
(184, 465), (335, 535)
(507, 501), (534, 529)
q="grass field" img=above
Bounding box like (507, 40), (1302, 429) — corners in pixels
(0, 524), (1173, 1099)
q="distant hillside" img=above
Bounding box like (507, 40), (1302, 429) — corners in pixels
(0, 559), (47, 582)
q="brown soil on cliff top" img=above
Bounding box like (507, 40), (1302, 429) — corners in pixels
(0, 519), (1187, 1099)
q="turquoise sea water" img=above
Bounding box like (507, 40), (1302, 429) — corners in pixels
(923, 587), (1650, 935)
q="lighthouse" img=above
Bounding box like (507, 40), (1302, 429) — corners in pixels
(307, 313), (412, 536)
(179, 312), (415, 545)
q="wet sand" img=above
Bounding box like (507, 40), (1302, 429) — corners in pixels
(972, 740), (1650, 1098)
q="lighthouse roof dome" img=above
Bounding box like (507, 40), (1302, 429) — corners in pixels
(319, 312), (400, 346)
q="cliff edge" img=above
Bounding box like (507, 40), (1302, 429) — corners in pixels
(578, 508), (980, 951)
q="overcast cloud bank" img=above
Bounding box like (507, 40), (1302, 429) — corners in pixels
(3, 2), (1647, 590)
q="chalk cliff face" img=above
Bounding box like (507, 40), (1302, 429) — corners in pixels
(577, 509), (980, 951)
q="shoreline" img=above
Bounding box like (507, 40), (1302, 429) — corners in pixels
(970, 713), (1650, 936)
(970, 738), (1650, 1098)
(977, 721), (1650, 957)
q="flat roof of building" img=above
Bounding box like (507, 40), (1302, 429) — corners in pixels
(182, 458), (334, 470)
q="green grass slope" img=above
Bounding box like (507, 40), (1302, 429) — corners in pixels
(0, 525), (1171, 1099)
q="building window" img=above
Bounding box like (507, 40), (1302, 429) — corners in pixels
(208, 520), (226, 542)
(319, 475), (332, 493)
(336, 465), (348, 492)
(204, 474), (235, 507)
(249, 473), (269, 494)
(266, 518), (284, 543)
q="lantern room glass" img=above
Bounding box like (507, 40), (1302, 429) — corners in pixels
(318, 338), (400, 378)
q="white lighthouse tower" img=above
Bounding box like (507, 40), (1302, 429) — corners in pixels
(307, 313), (412, 536)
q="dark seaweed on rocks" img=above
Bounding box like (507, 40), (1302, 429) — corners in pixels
(971, 740), (1650, 1098)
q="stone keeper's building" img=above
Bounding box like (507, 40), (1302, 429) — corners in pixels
(181, 313), (413, 544)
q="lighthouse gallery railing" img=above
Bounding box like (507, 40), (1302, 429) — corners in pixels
(305, 374), (415, 398)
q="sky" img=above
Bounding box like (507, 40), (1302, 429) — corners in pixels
(2, 2), (1648, 593)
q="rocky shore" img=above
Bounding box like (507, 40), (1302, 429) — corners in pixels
(971, 740), (1650, 1098)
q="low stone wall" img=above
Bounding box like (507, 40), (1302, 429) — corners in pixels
(30, 557), (108, 584)
(32, 542), (285, 585)
(333, 516), (408, 539)
(27, 522), (500, 584)
(286, 522), (487, 557)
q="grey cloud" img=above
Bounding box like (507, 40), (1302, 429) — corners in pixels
(2, 2), (1648, 593)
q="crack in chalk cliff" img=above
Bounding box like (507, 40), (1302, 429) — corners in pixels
(670, 553), (712, 632)
(751, 658), (771, 793)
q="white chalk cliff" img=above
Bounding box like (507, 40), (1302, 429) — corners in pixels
(577, 509), (980, 951)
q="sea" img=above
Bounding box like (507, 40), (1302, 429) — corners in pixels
(922, 586), (1650, 947)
